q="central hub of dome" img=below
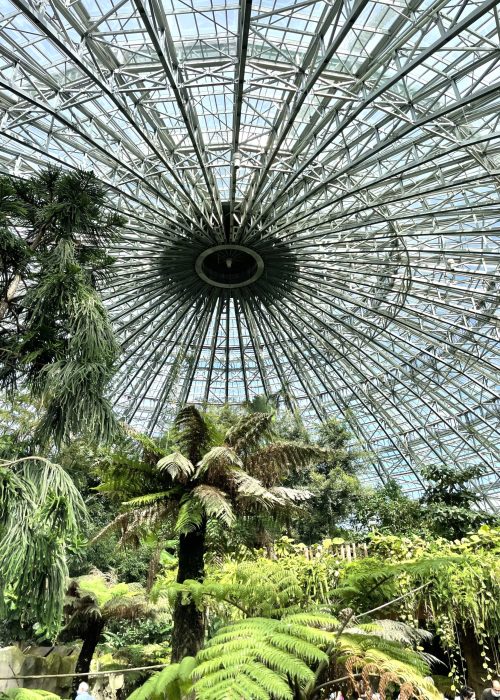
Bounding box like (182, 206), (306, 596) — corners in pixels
(195, 244), (264, 289)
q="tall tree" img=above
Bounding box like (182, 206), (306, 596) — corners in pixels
(281, 417), (367, 543)
(0, 168), (124, 446)
(95, 407), (327, 661)
(419, 463), (498, 539)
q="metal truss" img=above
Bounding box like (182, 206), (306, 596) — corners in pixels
(1, 0), (500, 496)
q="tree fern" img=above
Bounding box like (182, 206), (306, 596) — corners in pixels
(95, 410), (328, 661)
(127, 658), (196, 700)
(157, 452), (195, 481)
(225, 413), (274, 453)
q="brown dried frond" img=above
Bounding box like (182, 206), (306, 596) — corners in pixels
(379, 672), (400, 700)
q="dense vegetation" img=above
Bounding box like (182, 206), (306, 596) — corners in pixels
(0, 170), (498, 700)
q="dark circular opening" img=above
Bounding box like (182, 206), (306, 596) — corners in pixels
(203, 249), (256, 285)
(195, 245), (264, 288)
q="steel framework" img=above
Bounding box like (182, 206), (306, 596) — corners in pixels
(1, 0), (500, 494)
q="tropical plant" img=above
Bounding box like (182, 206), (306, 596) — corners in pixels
(0, 455), (86, 638)
(128, 580), (441, 700)
(279, 417), (367, 543)
(137, 527), (500, 700)
(353, 480), (424, 536)
(0, 167), (124, 446)
(366, 527), (500, 690)
(95, 406), (328, 661)
(0, 690), (62, 700)
(0, 176), (29, 318)
(419, 464), (498, 540)
(60, 571), (152, 690)
(189, 613), (439, 700)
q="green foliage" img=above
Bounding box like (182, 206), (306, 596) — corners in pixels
(0, 168), (123, 446)
(156, 558), (306, 619)
(127, 657), (196, 700)
(0, 455), (86, 638)
(0, 690), (61, 700)
(281, 417), (367, 543)
(95, 407), (322, 547)
(366, 527), (500, 638)
(353, 480), (423, 536)
(71, 572), (150, 618)
(104, 617), (173, 648)
(419, 464), (498, 540)
(128, 613), (439, 700)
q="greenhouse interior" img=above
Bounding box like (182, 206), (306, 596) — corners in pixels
(0, 0), (499, 699)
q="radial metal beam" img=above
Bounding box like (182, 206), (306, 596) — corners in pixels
(6, 0), (212, 227)
(133, 0), (224, 228)
(239, 0), (363, 231)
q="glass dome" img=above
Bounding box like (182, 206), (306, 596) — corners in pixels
(1, 0), (499, 496)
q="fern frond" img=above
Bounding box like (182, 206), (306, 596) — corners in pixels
(175, 405), (209, 463)
(156, 452), (195, 482)
(175, 495), (204, 534)
(192, 615), (335, 698)
(283, 612), (339, 628)
(230, 469), (280, 507)
(338, 633), (430, 675)
(123, 424), (166, 458)
(91, 501), (171, 543)
(245, 442), (329, 485)
(192, 484), (235, 526)
(269, 486), (312, 505)
(124, 491), (173, 508)
(126, 660), (195, 700)
(195, 446), (242, 480)
(224, 413), (274, 453)
(354, 620), (432, 645)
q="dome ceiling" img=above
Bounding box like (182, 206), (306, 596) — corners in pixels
(0, 0), (500, 495)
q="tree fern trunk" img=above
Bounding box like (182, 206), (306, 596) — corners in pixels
(72, 618), (105, 693)
(171, 520), (206, 662)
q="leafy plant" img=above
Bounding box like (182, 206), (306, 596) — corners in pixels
(0, 690), (62, 700)
(0, 455), (86, 638)
(61, 571), (152, 689)
(0, 168), (124, 446)
(95, 407), (328, 661)
(127, 611), (440, 700)
(419, 464), (498, 540)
